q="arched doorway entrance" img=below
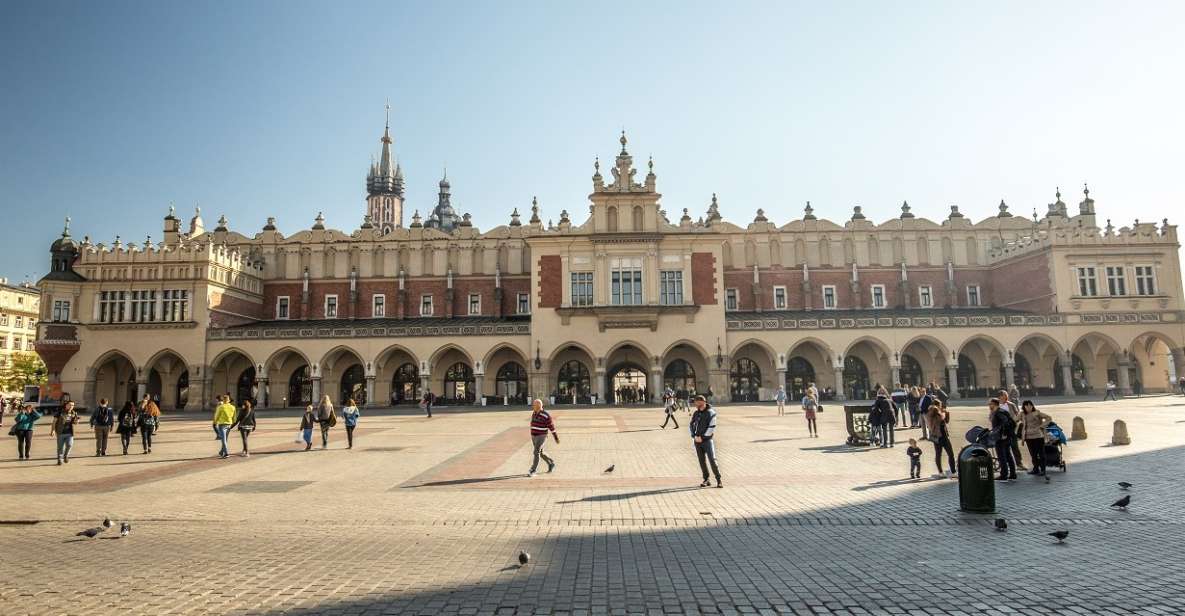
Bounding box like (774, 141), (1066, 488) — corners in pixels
(610, 365), (647, 404)
(288, 366), (312, 407)
(556, 360), (591, 402)
(957, 354), (977, 395)
(900, 354), (924, 387)
(663, 359), (696, 398)
(843, 355), (870, 400)
(730, 358), (761, 402)
(340, 364), (366, 405)
(1054, 354), (1088, 394)
(91, 351), (137, 409)
(496, 361), (528, 404)
(787, 357), (815, 399)
(236, 366), (256, 406)
(443, 362), (475, 403)
(391, 362), (419, 404)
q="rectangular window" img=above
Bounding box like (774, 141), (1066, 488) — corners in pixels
(610, 256), (643, 305)
(468, 293), (481, 315)
(570, 272), (594, 307)
(1105, 266), (1126, 296)
(1076, 267), (1098, 296)
(870, 284), (886, 309)
(1135, 265), (1156, 295)
(161, 290), (189, 322)
(129, 290), (156, 322)
(13, 337), (22, 350)
(725, 288), (738, 311)
(99, 290), (128, 323)
(28, 318), (36, 330)
(14, 316), (22, 329)
(0, 335), (6, 349)
(0, 314), (7, 326)
(773, 286), (787, 310)
(420, 294), (433, 317)
(276, 296), (290, 320)
(325, 295), (338, 318)
(660, 270), (684, 305)
(822, 285), (837, 310)
(966, 285), (981, 307)
(918, 285), (933, 308)
(372, 294), (386, 317)
(53, 300), (71, 322)
(517, 292), (530, 314)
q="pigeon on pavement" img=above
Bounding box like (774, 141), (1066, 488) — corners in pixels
(1111, 495), (1131, 510)
(518, 550), (530, 565)
(994, 519), (1007, 532)
(119, 522), (131, 537)
(1049, 530), (1069, 543)
(603, 465), (615, 473)
(76, 518), (113, 539)
(1118, 482), (1133, 490)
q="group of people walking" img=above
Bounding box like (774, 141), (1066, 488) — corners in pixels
(6, 395), (161, 464)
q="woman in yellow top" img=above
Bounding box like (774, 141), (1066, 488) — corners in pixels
(212, 395), (237, 459)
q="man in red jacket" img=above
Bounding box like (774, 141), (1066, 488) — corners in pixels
(528, 398), (559, 477)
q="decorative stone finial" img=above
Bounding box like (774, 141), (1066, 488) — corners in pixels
(559, 209), (570, 223)
(312, 212), (325, 230)
(216, 214), (229, 231)
(144, 235), (152, 249)
(900, 200), (913, 218)
(361, 214), (374, 229)
(1105, 218), (1114, 235)
(803, 201), (816, 220)
(410, 210), (422, 228)
(113, 235), (122, 248)
(949, 205), (964, 218)
(851, 205), (865, 220)
(998, 199), (1011, 217)
(754, 208), (768, 223)
(648, 156), (654, 173)
(263, 216), (277, 231)
(619, 130), (628, 154)
(530, 196), (541, 224)
(681, 208), (691, 223)
(509, 207), (521, 227)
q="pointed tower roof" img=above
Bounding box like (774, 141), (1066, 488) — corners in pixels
(378, 101), (395, 177)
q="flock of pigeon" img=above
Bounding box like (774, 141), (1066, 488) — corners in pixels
(993, 482), (1133, 544)
(75, 518), (131, 539)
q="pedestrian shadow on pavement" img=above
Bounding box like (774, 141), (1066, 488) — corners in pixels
(799, 444), (874, 454)
(555, 486), (701, 504)
(750, 437), (813, 443)
(852, 477), (943, 491)
(407, 474), (525, 488)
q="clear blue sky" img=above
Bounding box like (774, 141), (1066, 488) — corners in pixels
(2, 1), (1182, 282)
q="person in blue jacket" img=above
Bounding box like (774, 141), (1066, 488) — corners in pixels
(12, 403), (42, 460)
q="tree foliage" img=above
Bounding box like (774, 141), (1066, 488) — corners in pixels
(0, 352), (47, 393)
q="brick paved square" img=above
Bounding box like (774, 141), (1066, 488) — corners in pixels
(1, 396), (1183, 615)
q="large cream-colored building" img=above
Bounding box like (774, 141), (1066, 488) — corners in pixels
(35, 127), (1185, 411)
(1, 279), (41, 391)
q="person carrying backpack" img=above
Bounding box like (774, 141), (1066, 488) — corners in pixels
(989, 397), (1017, 481)
(115, 401), (137, 455)
(88, 398), (115, 456)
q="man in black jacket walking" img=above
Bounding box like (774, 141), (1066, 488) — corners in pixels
(689, 395), (722, 488)
(989, 398), (1017, 481)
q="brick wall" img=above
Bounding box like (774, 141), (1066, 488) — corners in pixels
(538, 255), (562, 308)
(208, 289), (264, 328)
(989, 250), (1054, 312)
(691, 252), (716, 305)
(264, 282), (304, 320)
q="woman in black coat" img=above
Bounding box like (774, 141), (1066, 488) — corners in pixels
(115, 401), (137, 455)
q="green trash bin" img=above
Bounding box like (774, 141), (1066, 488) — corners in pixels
(958, 444), (995, 513)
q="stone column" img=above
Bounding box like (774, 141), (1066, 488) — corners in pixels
(419, 374), (430, 398)
(311, 377), (322, 403)
(1117, 360), (1132, 395)
(594, 368), (606, 404)
(1003, 363), (1015, 389)
(256, 377), (270, 408)
(136, 379), (147, 402)
(946, 365), (961, 399)
(833, 365), (846, 401)
(1061, 354), (1074, 396)
(890, 364), (901, 388)
(365, 376), (376, 407)
(777, 368), (787, 393)
(1170, 348), (1185, 388)
(474, 374), (485, 405)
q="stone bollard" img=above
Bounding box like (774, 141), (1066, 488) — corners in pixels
(1071, 416), (1087, 441)
(1111, 419), (1131, 446)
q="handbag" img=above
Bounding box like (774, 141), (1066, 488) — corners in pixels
(328, 412), (337, 427)
(7, 425), (16, 436)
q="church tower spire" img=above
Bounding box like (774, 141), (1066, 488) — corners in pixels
(366, 101), (404, 234)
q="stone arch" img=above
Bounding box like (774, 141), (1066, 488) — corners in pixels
(1071, 332), (1125, 393)
(605, 342), (654, 404)
(661, 340), (710, 398)
(319, 345), (367, 405)
(483, 343), (530, 403)
(551, 342), (596, 404)
(1012, 333), (1065, 395)
(144, 348), (190, 411)
(430, 344), (475, 403)
(956, 334), (1008, 396)
(730, 337), (778, 365)
(210, 347), (257, 374)
(430, 343), (474, 370)
(482, 342), (530, 374)
(631, 205), (644, 231)
(1127, 330), (1179, 392)
(899, 335), (949, 389)
(606, 206), (619, 232)
(265, 346), (313, 407)
(88, 349), (138, 410)
(730, 339), (777, 401)
(843, 337), (893, 397)
(377, 343), (421, 406)
(843, 336), (893, 361)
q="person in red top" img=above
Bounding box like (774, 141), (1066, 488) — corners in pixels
(528, 398), (559, 477)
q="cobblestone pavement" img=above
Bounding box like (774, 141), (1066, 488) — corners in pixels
(2, 395), (1183, 615)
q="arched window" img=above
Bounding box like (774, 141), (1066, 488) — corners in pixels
(606, 206), (618, 232)
(965, 237), (979, 265)
(818, 236), (832, 266)
(391, 362), (419, 404)
(787, 357), (815, 399)
(730, 358), (761, 402)
(495, 361), (528, 403)
(917, 237), (930, 265)
(867, 235), (880, 265)
(632, 206), (644, 231)
(339, 364), (366, 406)
(663, 359), (697, 397)
(444, 362), (474, 403)
(557, 360), (590, 398)
(288, 365), (312, 407)
(843, 356), (870, 400)
(899, 354), (923, 387)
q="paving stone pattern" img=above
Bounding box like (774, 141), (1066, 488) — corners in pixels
(1, 396), (1183, 615)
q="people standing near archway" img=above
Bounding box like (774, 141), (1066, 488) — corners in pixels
(925, 400), (956, 478)
(316, 394), (336, 449)
(989, 397), (1017, 481)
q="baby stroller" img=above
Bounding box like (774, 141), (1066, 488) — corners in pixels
(1043, 422), (1068, 472)
(965, 426), (1000, 473)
